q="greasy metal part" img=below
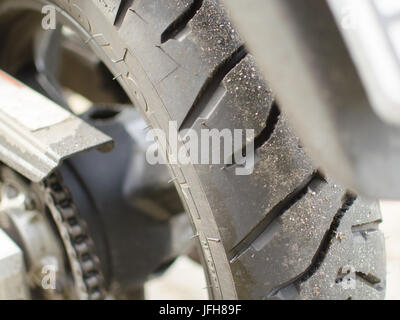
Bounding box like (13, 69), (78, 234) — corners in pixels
(0, 70), (113, 183)
(0, 166), (66, 299)
(223, 0), (400, 198)
(0, 164), (105, 300)
(0, 229), (30, 299)
(328, 0), (400, 126)
(7, 207), (66, 298)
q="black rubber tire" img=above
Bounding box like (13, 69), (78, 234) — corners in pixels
(22, 0), (387, 299)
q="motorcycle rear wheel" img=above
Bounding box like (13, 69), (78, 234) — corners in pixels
(0, 0), (386, 300)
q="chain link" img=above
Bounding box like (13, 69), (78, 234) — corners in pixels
(42, 171), (106, 300)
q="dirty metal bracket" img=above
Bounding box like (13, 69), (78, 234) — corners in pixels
(0, 70), (113, 182)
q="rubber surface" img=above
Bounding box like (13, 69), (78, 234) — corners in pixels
(40, 0), (385, 299)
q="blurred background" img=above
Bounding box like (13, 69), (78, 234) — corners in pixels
(146, 201), (400, 300)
